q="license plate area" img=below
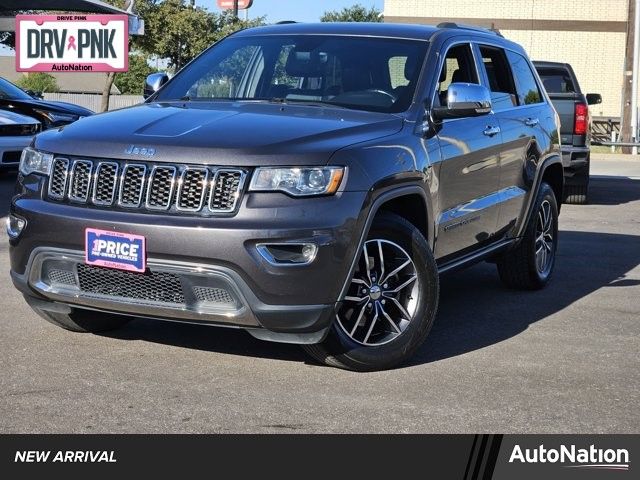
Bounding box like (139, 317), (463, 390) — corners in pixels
(85, 228), (146, 273)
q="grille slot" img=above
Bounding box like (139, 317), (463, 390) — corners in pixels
(177, 168), (208, 211)
(48, 158), (69, 199)
(48, 269), (77, 286)
(146, 166), (177, 210)
(119, 164), (146, 207)
(210, 170), (244, 212)
(47, 158), (245, 215)
(76, 264), (185, 304)
(68, 160), (93, 202)
(92, 162), (119, 206)
(193, 286), (235, 305)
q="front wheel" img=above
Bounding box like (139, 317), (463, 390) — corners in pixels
(303, 213), (439, 371)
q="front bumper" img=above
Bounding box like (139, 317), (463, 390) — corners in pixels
(10, 179), (369, 343)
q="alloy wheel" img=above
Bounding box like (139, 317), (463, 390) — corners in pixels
(337, 239), (420, 346)
(534, 199), (554, 275)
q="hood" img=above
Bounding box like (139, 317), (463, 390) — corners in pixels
(13, 98), (94, 116)
(34, 101), (404, 166)
(0, 109), (40, 125)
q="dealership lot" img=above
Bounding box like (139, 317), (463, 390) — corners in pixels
(0, 155), (638, 434)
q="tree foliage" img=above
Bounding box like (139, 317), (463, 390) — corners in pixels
(15, 73), (59, 93)
(115, 53), (157, 94)
(320, 4), (383, 22)
(139, 3), (265, 71)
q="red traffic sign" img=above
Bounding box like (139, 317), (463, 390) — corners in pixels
(217, 0), (253, 9)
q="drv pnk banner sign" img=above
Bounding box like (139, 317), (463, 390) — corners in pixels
(16, 15), (128, 73)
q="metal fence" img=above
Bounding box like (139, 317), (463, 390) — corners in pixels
(42, 93), (144, 112)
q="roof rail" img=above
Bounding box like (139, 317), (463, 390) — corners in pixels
(276, 20), (298, 24)
(436, 22), (504, 38)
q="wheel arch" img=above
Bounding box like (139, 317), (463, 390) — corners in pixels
(337, 185), (434, 302)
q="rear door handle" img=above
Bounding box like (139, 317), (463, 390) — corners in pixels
(483, 126), (501, 137)
(525, 117), (540, 127)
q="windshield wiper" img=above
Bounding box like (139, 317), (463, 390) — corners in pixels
(267, 98), (348, 109)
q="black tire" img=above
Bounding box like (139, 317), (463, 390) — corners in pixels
(564, 163), (589, 205)
(497, 182), (559, 290)
(303, 213), (439, 371)
(26, 297), (131, 333)
(564, 183), (588, 204)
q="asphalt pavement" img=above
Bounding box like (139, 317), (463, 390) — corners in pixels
(0, 154), (638, 433)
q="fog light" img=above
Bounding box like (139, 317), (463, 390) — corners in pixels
(6, 214), (26, 239)
(257, 243), (318, 265)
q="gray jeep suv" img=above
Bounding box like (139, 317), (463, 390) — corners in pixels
(9, 22), (563, 371)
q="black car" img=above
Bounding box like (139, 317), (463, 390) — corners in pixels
(534, 61), (601, 204)
(9, 22), (563, 371)
(0, 77), (93, 129)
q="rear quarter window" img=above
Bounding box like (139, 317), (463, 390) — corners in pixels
(506, 51), (543, 105)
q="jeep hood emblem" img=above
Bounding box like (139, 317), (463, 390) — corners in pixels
(125, 145), (156, 157)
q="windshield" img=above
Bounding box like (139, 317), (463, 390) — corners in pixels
(155, 35), (429, 113)
(0, 78), (33, 100)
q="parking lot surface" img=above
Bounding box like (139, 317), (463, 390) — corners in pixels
(1, 154), (638, 433)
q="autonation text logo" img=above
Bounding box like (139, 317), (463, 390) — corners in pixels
(509, 444), (630, 471)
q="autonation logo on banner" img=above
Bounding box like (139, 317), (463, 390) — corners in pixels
(16, 14), (128, 72)
(509, 444), (630, 471)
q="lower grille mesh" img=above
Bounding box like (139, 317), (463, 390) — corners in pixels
(76, 264), (185, 304)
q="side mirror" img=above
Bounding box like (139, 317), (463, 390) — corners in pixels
(143, 72), (169, 99)
(586, 93), (602, 105)
(432, 83), (492, 120)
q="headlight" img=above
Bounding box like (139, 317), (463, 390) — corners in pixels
(19, 147), (53, 176)
(249, 167), (344, 196)
(34, 109), (79, 126)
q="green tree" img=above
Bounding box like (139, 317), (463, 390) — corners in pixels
(320, 4), (383, 22)
(15, 73), (59, 93)
(115, 54), (157, 95)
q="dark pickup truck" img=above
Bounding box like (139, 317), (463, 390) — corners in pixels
(533, 61), (601, 204)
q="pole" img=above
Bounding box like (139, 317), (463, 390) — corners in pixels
(622, 0), (635, 154)
(632, 0), (640, 154)
(233, 0), (238, 19)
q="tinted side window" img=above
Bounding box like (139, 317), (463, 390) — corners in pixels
(536, 67), (576, 93)
(478, 45), (518, 111)
(506, 51), (542, 105)
(435, 44), (479, 106)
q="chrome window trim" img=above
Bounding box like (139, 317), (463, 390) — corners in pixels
(67, 159), (93, 203)
(91, 161), (119, 206)
(145, 165), (178, 210)
(117, 163), (147, 208)
(176, 167), (210, 212)
(47, 157), (69, 200)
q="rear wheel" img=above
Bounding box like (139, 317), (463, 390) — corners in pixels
(26, 297), (131, 333)
(497, 182), (559, 290)
(564, 163), (589, 204)
(303, 213), (439, 371)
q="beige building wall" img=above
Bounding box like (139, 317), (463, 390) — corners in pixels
(384, 0), (629, 117)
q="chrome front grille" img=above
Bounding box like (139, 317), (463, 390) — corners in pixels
(92, 162), (118, 205)
(119, 164), (146, 208)
(47, 158), (246, 215)
(68, 160), (93, 202)
(49, 158), (69, 199)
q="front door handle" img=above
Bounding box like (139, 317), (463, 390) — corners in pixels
(525, 117), (540, 127)
(483, 126), (501, 137)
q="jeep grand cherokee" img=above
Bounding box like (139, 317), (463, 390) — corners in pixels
(9, 22), (563, 371)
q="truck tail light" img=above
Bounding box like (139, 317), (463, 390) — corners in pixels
(574, 103), (588, 135)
